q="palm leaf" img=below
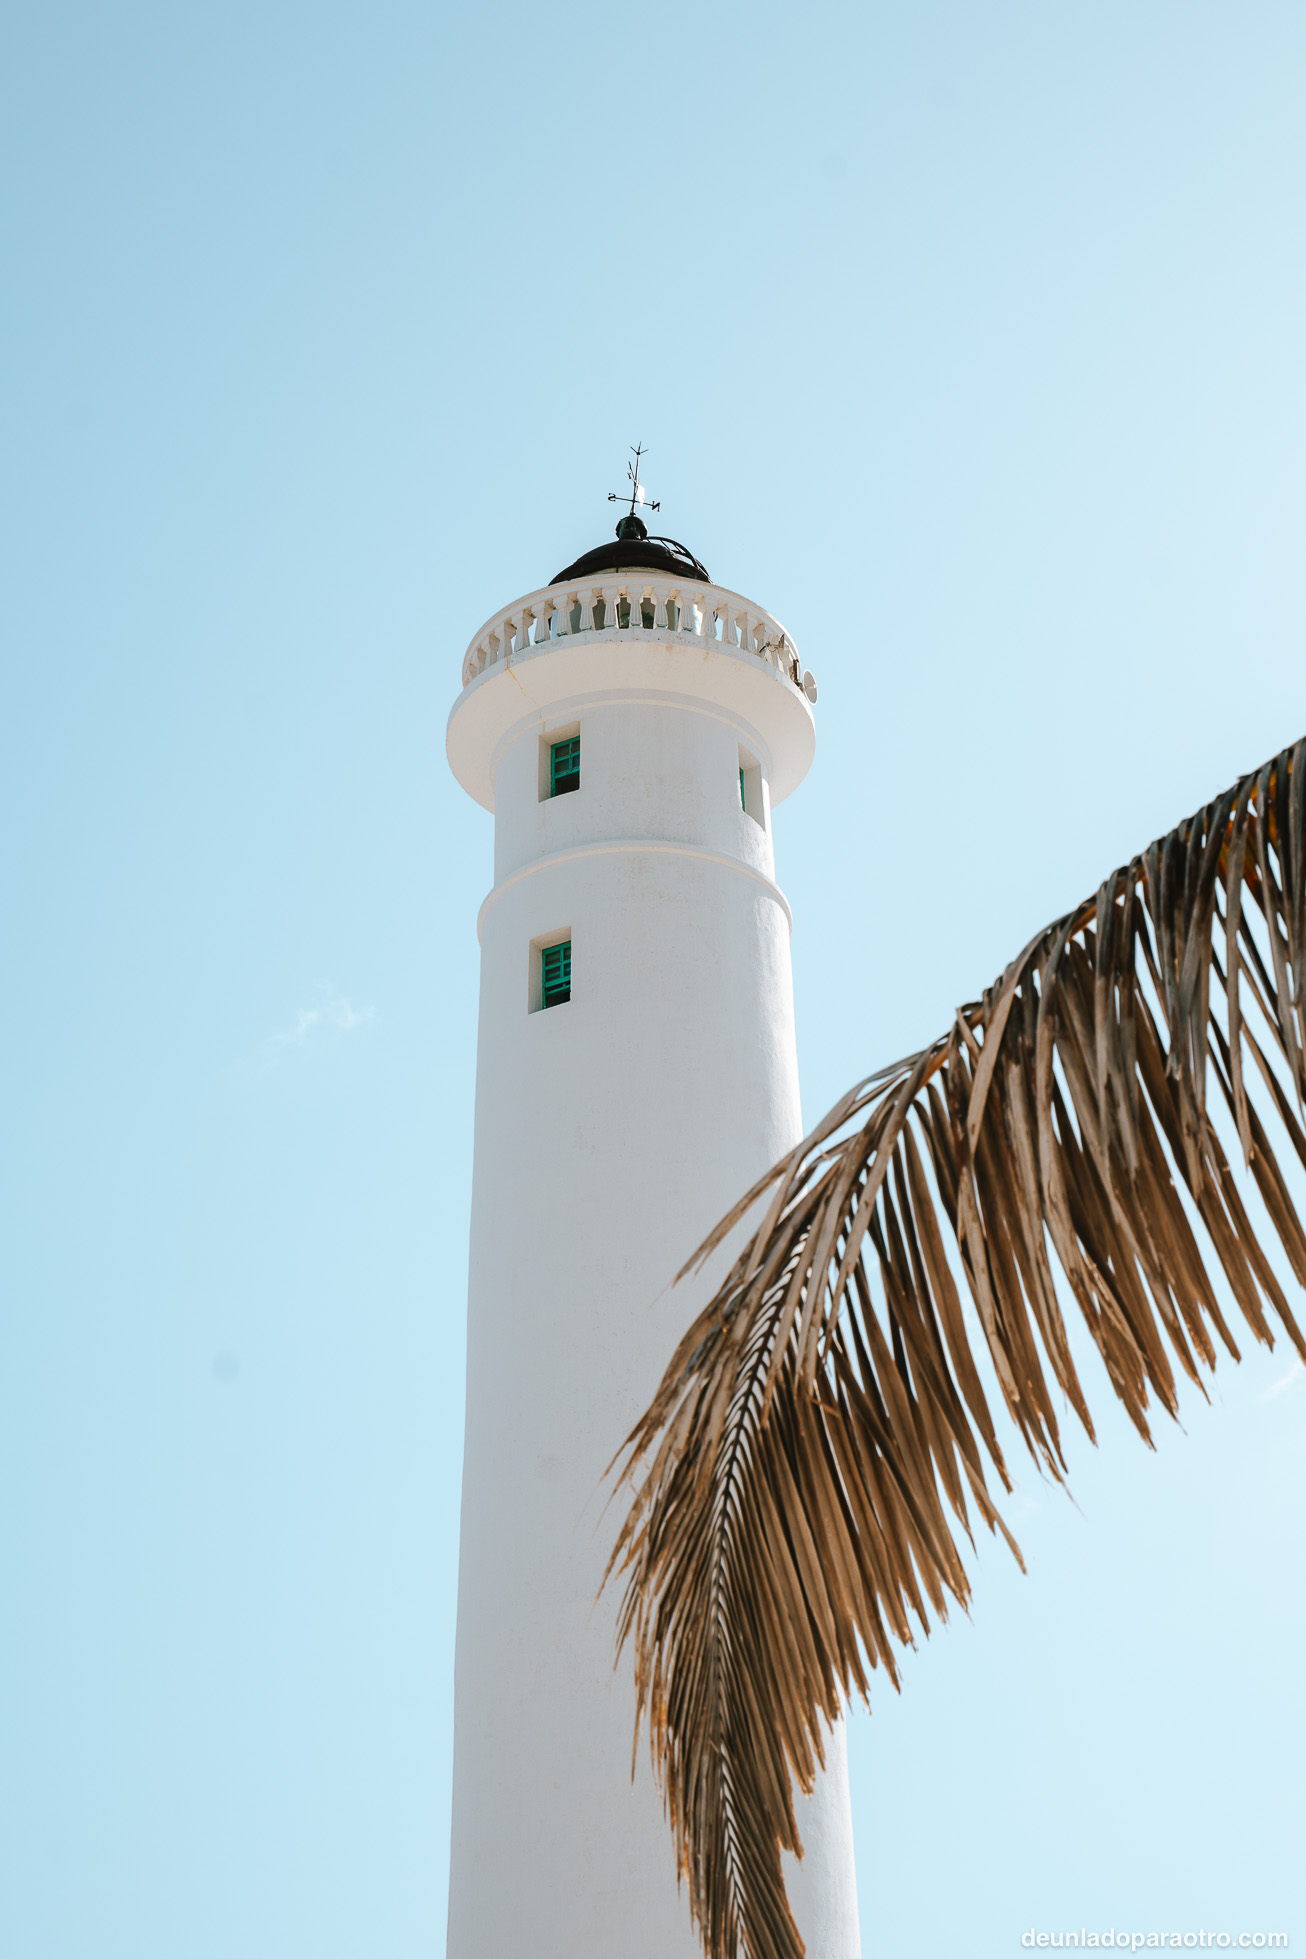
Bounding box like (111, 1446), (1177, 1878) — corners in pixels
(605, 737), (1306, 1959)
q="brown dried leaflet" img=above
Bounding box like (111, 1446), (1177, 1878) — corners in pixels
(605, 739), (1306, 1959)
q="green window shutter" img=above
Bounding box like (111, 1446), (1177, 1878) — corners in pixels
(542, 940), (571, 1008)
(550, 737), (580, 797)
(739, 768), (746, 811)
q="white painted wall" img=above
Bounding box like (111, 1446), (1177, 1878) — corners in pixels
(445, 597), (860, 1959)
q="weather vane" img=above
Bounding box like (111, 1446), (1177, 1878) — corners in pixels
(609, 443), (659, 521)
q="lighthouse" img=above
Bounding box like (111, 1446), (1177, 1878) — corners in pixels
(444, 483), (861, 1959)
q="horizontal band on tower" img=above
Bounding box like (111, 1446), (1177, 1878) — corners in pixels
(476, 838), (794, 944)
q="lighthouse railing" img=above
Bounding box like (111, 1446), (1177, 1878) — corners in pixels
(459, 579), (805, 693)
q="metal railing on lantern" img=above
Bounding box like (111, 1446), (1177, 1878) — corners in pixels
(459, 578), (807, 694)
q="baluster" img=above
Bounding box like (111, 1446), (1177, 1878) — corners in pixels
(719, 601), (736, 647)
(576, 587), (594, 631)
(651, 583), (670, 628)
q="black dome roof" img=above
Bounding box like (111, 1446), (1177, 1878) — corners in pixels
(551, 514), (709, 587)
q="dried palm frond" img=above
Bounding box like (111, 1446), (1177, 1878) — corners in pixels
(605, 738), (1306, 1959)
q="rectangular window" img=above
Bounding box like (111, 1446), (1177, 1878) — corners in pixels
(550, 737), (580, 797)
(538, 724), (580, 801)
(541, 939), (572, 1008)
(738, 748), (764, 827)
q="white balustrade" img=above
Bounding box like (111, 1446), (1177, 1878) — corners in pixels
(459, 574), (807, 695)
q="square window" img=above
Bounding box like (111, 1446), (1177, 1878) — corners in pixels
(541, 940), (571, 1008)
(550, 737), (580, 797)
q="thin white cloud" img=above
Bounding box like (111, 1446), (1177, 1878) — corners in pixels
(1262, 1359), (1304, 1403)
(269, 985), (375, 1049)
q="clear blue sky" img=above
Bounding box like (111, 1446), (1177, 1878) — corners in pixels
(3, 3), (1304, 1954)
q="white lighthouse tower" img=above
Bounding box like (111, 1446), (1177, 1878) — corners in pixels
(445, 486), (861, 1959)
